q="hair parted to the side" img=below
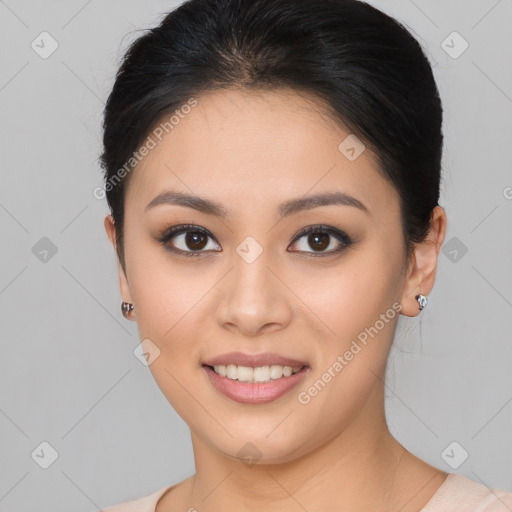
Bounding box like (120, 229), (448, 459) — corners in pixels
(99, 0), (443, 273)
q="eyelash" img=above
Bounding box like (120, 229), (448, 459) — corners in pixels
(157, 223), (353, 258)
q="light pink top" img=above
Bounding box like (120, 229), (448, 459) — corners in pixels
(100, 473), (512, 511)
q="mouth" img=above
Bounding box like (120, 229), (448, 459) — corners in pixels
(200, 353), (311, 404)
(202, 363), (306, 383)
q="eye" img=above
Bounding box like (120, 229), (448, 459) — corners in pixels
(158, 223), (353, 258)
(288, 224), (353, 256)
(158, 224), (220, 257)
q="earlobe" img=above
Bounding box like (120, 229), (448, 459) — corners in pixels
(400, 206), (447, 317)
(104, 214), (136, 321)
(116, 259), (135, 320)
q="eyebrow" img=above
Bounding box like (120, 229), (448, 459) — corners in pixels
(145, 190), (370, 218)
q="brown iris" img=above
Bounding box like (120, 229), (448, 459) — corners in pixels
(308, 232), (329, 251)
(185, 231), (209, 250)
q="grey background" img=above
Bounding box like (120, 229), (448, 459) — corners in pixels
(0, 0), (511, 510)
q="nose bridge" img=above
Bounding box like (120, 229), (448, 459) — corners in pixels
(230, 233), (275, 304)
(216, 232), (292, 334)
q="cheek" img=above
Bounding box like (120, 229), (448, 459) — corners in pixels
(295, 239), (402, 412)
(304, 248), (400, 344)
(124, 234), (204, 342)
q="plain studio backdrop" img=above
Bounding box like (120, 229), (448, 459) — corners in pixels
(0, 0), (511, 510)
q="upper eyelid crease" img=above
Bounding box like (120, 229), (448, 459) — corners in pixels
(145, 190), (370, 218)
(161, 223), (348, 240)
(159, 224), (351, 256)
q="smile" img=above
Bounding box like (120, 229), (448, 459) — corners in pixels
(209, 364), (304, 382)
(202, 364), (310, 404)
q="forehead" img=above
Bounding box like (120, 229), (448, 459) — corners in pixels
(125, 88), (400, 218)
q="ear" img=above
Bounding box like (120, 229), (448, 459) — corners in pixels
(104, 214), (136, 320)
(400, 206), (447, 317)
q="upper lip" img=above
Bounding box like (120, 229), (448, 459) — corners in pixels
(202, 351), (309, 368)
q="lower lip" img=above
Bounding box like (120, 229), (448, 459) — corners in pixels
(202, 365), (310, 404)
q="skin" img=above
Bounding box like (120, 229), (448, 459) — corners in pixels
(104, 88), (448, 512)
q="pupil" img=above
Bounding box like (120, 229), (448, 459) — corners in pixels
(186, 231), (207, 250)
(309, 232), (329, 251)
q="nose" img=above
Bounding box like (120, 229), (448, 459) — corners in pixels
(215, 247), (293, 337)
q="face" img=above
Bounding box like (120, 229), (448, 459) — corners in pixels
(105, 88), (439, 465)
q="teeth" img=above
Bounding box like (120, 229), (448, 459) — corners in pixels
(212, 364), (303, 382)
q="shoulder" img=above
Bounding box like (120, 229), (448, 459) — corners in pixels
(422, 473), (512, 512)
(99, 484), (173, 512)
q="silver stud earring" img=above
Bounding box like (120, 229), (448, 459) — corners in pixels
(121, 301), (134, 319)
(416, 294), (427, 311)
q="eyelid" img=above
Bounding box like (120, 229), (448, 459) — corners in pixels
(157, 224), (220, 257)
(291, 223), (351, 245)
(158, 223), (352, 257)
(289, 223), (352, 255)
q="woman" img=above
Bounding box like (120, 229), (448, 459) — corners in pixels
(98, 0), (512, 510)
